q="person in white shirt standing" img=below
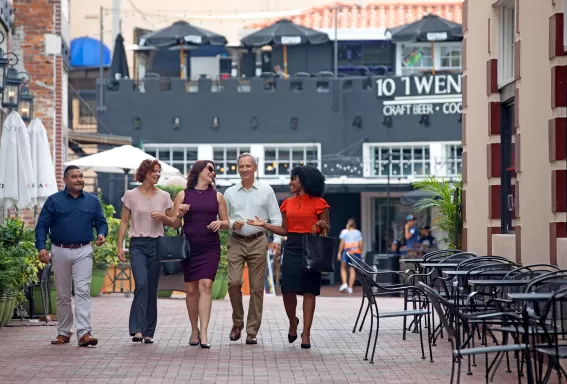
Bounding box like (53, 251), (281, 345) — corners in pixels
(337, 218), (363, 294)
(224, 153), (283, 345)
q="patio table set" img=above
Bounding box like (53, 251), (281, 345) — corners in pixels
(346, 249), (567, 384)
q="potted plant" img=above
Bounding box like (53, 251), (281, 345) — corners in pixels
(91, 196), (121, 296)
(212, 230), (229, 300)
(412, 175), (463, 249)
(0, 218), (43, 325)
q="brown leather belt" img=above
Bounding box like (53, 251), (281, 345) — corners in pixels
(53, 242), (90, 249)
(231, 232), (265, 241)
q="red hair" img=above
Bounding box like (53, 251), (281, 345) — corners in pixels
(135, 159), (161, 183)
(187, 160), (215, 189)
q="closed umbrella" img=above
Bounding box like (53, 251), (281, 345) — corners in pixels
(0, 112), (37, 211)
(138, 21), (227, 79)
(387, 14), (462, 75)
(28, 118), (58, 208)
(241, 19), (329, 77)
(65, 145), (183, 193)
(110, 33), (130, 80)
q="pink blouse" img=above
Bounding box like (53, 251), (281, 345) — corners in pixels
(121, 188), (172, 238)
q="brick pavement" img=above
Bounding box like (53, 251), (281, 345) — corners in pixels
(0, 294), (540, 384)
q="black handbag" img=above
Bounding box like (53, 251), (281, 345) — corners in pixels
(302, 226), (339, 273)
(155, 230), (190, 263)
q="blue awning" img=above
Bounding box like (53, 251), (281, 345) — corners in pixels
(70, 37), (111, 67)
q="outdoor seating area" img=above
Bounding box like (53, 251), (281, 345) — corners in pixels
(347, 249), (567, 383)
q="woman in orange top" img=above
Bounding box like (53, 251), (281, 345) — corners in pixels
(247, 165), (330, 349)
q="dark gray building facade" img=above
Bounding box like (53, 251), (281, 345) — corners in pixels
(97, 73), (462, 257)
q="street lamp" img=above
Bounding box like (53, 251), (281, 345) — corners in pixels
(0, 50), (8, 94)
(18, 85), (34, 122)
(2, 67), (21, 109)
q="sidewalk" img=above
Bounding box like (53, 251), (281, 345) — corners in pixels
(0, 294), (531, 383)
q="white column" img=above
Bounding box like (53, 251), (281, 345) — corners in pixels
(361, 192), (374, 252)
(429, 142), (447, 177)
(198, 145), (213, 161)
(250, 145), (264, 178)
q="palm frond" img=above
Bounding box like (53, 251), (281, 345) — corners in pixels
(411, 175), (462, 248)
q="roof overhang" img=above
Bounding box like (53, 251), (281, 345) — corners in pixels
(67, 131), (132, 146)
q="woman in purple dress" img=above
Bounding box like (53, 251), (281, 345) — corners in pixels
(170, 160), (229, 348)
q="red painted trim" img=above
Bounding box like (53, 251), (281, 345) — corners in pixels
(549, 118), (567, 162)
(552, 170), (567, 213)
(549, 13), (565, 59)
(486, 59), (498, 95)
(488, 102), (500, 135)
(487, 143), (501, 178)
(551, 66), (567, 108)
(489, 185), (501, 220)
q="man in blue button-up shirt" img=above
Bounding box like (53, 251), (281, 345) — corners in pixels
(35, 165), (108, 347)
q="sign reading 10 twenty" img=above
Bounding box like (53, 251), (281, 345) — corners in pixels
(376, 74), (462, 116)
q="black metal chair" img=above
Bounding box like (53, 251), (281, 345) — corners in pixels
(349, 254), (432, 364)
(419, 282), (534, 384)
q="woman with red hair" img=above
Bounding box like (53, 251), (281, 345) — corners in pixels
(117, 159), (173, 344)
(170, 160), (229, 348)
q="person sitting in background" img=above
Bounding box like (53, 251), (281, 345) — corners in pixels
(419, 225), (437, 250)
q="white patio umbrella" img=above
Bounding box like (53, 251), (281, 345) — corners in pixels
(64, 145), (183, 192)
(0, 112), (37, 211)
(28, 118), (58, 208)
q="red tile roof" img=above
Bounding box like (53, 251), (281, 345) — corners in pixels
(245, 1), (462, 30)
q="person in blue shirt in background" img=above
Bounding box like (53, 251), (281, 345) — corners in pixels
(35, 165), (108, 347)
(403, 215), (420, 257)
(337, 218), (363, 294)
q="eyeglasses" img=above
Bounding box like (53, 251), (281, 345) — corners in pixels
(206, 165), (215, 173)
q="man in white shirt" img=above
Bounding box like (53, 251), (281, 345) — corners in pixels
(224, 153), (282, 345)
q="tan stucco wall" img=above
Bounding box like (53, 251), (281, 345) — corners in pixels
(466, 0), (563, 262)
(463, 0), (493, 255)
(513, 0), (556, 265)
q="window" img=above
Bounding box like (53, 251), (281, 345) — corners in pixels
(370, 145), (430, 177)
(445, 144), (463, 176)
(440, 46), (462, 70)
(213, 146), (250, 177)
(143, 145), (198, 175)
(263, 145), (319, 177)
(338, 41), (393, 67)
(500, 102), (515, 233)
(401, 45), (433, 75)
(78, 99), (97, 125)
(498, 1), (515, 86)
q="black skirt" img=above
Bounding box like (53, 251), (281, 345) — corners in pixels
(281, 233), (322, 296)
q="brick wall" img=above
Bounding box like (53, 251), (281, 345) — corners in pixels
(12, 0), (67, 190)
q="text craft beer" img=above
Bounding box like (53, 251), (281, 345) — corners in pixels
(383, 102), (462, 116)
(377, 74), (462, 116)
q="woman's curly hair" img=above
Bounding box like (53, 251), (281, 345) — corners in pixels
(135, 159), (161, 183)
(290, 165), (326, 197)
(187, 160), (216, 189)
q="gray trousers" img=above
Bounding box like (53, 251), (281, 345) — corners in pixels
(52, 244), (93, 339)
(129, 237), (161, 337)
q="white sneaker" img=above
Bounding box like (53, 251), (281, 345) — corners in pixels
(347, 288), (353, 294)
(339, 283), (348, 292)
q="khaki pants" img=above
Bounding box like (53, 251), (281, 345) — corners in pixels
(227, 235), (268, 336)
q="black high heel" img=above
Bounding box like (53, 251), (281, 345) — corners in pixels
(189, 329), (201, 346)
(132, 333), (143, 343)
(288, 317), (299, 343)
(200, 343), (211, 349)
(300, 333), (311, 349)
(144, 337), (154, 344)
